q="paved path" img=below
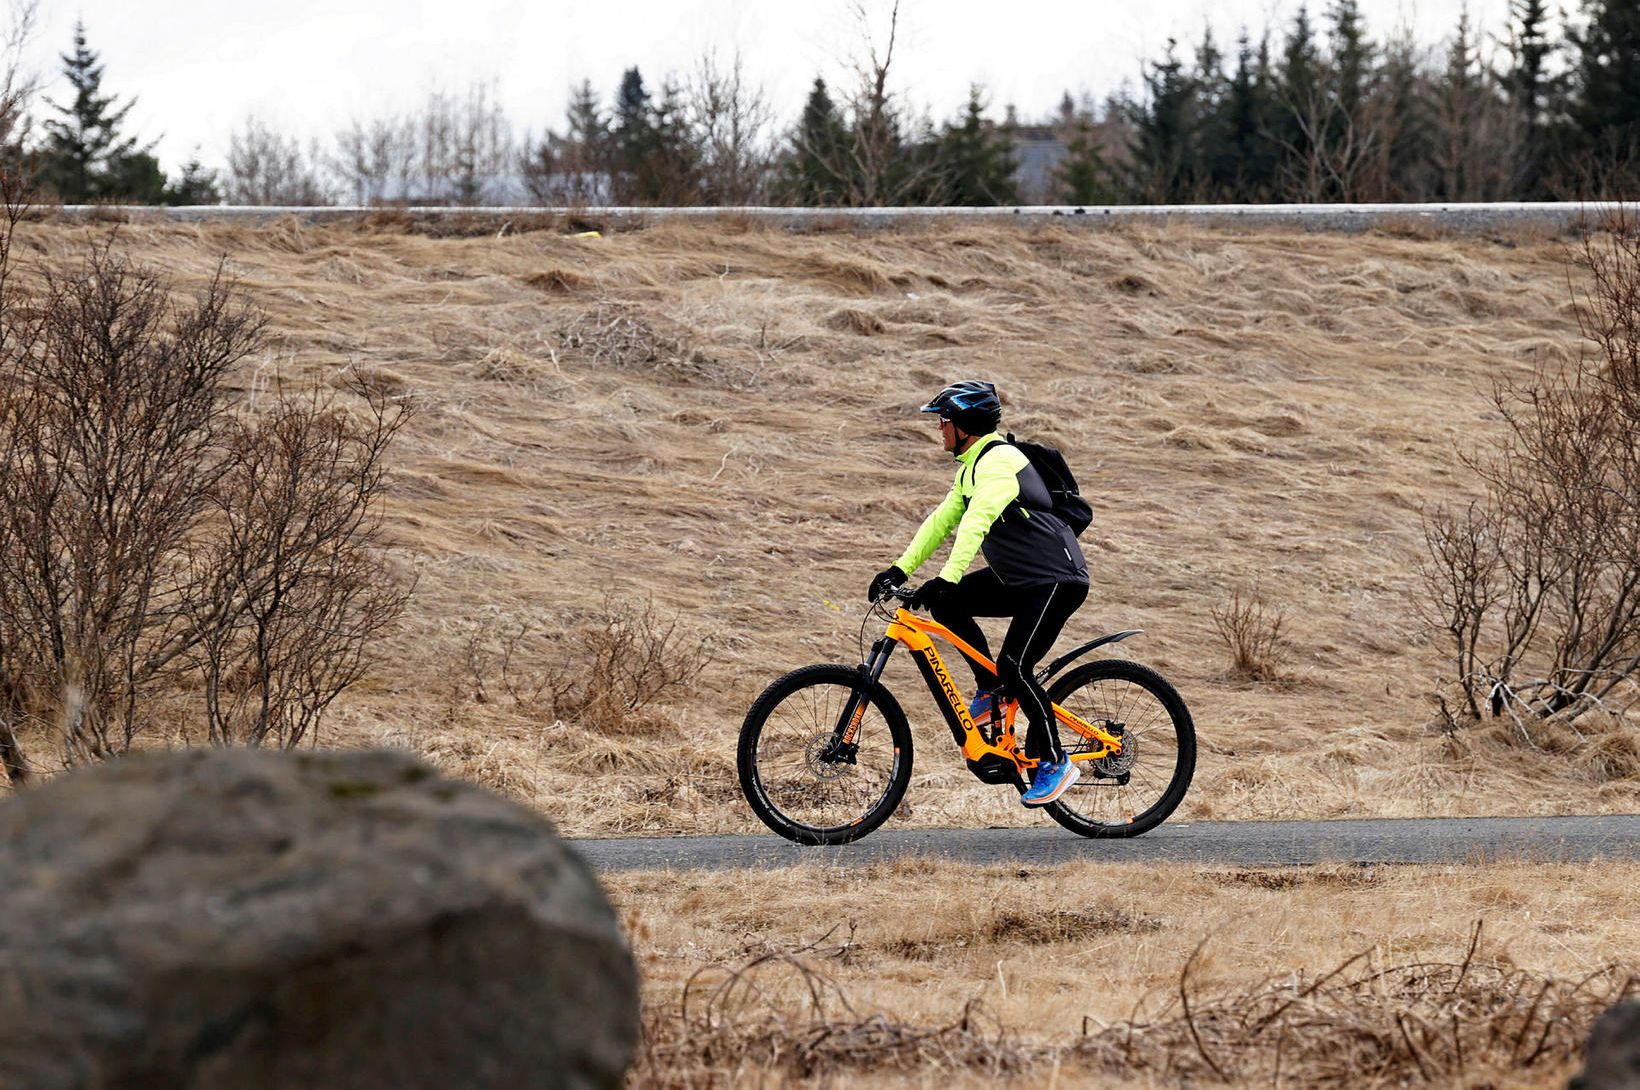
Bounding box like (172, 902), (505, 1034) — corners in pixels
(567, 815), (1640, 872)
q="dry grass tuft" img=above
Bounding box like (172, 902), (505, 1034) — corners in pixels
(824, 306), (888, 335)
(1208, 864), (1384, 891)
(614, 859), (1640, 1088)
(522, 267), (589, 293)
(1578, 726), (1640, 783)
(556, 300), (754, 386)
(1371, 216), (1455, 241)
(804, 254), (895, 294)
(988, 906), (1162, 944)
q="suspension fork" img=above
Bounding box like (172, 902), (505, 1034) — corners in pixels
(820, 637), (897, 764)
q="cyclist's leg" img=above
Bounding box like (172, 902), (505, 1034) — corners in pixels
(930, 569), (1010, 690)
(996, 581), (1089, 761)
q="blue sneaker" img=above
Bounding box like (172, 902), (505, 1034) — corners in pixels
(1021, 757), (1080, 807)
(967, 689), (1000, 725)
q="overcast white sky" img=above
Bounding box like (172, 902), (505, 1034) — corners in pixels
(27, 0), (1512, 173)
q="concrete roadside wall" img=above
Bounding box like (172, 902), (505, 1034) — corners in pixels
(49, 201), (1640, 234)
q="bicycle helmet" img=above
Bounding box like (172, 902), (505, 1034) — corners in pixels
(920, 380), (1001, 434)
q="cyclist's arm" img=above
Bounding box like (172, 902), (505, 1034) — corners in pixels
(937, 447), (1025, 582)
(894, 483), (965, 575)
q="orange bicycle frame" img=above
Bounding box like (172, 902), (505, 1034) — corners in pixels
(842, 606), (1124, 777)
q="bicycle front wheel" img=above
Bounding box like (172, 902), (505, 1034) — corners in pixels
(737, 664), (913, 845)
(1043, 659), (1195, 838)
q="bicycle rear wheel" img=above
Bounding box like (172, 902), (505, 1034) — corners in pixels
(1043, 659), (1195, 838)
(737, 664), (913, 845)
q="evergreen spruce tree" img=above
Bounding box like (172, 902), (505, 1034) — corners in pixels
(1376, 29), (1438, 199)
(611, 67), (657, 203)
(1053, 118), (1116, 204)
(1564, 0), (1640, 192)
(1126, 39), (1199, 201)
(522, 81), (608, 204)
(1056, 91), (1077, 129)
(40, 22), (157, 202)
(1193, 27), (1237, 199)
(1318, 0), (1377, 199)
(1224, 32), (1286, 199)
(1327, 0), (1374, 124)
(894, 114), (947, 206)
(1500, 0), (1556, 196)
(564, 80), (609, 180)
(1502, 0), (1554, 128)
(647, 78), (701, 203)
(106, 151), (166, 203)
(163, 156), (222, 205)
(933, 85), (1018, 205)
(781, 76), (848, 205)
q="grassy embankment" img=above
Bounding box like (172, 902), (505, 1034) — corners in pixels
(22, 212), (1632, 833)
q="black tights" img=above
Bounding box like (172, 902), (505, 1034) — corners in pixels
(929, 570), (1088, 763)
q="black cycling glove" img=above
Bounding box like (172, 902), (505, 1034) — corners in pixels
(909, 576), (955, 610)
(868, 565), (907, 602)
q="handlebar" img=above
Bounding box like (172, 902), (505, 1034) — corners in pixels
(872, 584), (920, 607)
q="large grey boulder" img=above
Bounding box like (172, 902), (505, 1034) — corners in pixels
(0, 747), (638, 1090)
(1572, 1002), (1640, 1090)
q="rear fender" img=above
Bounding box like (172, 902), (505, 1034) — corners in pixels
(1036, 630), (1143, 685)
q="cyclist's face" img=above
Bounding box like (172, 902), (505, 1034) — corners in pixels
(937, 416), (958, 452)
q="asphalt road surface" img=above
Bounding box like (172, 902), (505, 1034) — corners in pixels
(567, 815), (1640, 873)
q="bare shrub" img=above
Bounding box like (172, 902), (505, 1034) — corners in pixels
(1101, 927), (1637, 1086)
(410, 84), (513, 206)
(459, 609), (554, 709)
(327, 86), (515, 207)
(1211, 588), (1289, 682)
(330, 114), (416, 206)
(225, 117), (331, 205)
(185, 379), (412, 747)
(685, 49), (775, 205)
(458, 594), (710, 735)
(555, 594), (711, 732)
(0, 200), (408, 781)
(1422, 216), (1640, 740)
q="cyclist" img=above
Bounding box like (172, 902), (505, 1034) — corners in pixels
(868, 380), (1090, 806)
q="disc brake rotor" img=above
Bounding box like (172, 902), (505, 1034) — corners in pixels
(804, 732), (854, 780)
(1091, 724), (1136, 777)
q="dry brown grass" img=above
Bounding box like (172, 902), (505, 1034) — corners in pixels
(2, 216), (1635, 834)
(611, 859), (1640, 1088)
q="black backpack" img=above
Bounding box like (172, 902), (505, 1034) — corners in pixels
(975, 434), (1093, 536)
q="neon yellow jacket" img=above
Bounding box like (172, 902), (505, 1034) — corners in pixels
(894, 433), (1088, 588)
